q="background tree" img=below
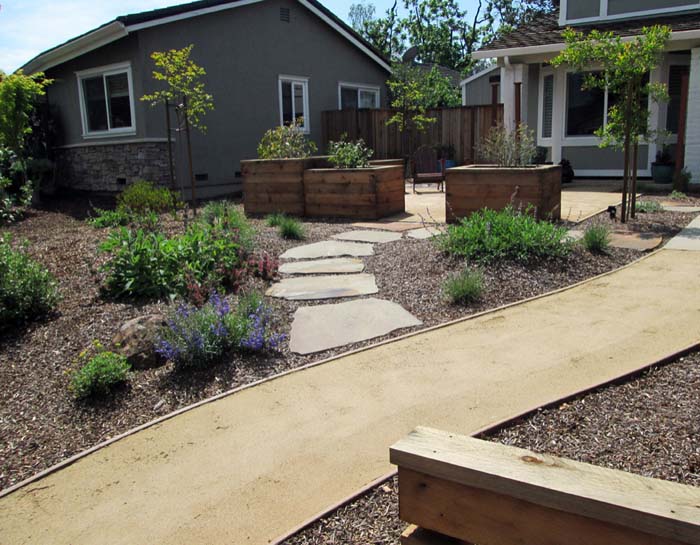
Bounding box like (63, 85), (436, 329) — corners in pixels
(142, 44), (214, 214)
(552, 25), (670, 223)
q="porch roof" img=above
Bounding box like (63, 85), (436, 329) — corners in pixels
(479, 11), (700, 55)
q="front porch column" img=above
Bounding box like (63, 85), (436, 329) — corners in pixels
(686, 47), (700, 185)
(501, 63), (528, 131)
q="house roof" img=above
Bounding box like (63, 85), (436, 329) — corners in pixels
(413, 62), (462, 87)
(478, 10), (700, 55)
(20, 0), (391, 74)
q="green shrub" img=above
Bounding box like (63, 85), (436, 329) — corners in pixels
(278, 216), (305, 240)
(328, 137), (373, 168)
(669, 189), (688, 201)
(582, 224), (611, 254)
(70, 351), (130, 399)
(257, 121), (317, 159)
(156, 291), (285, 370)
(265, 212), (286, 227)
(443, 268), (484, 305)
(635, 200), (663, 214)
(199, 200), (254, 251)
(439, 206), (572, 263)
(117, 180), (180, 214)
(99, 222), (247, 299)
(88, 208), (131, 228)
(0, 236), (59, 330)
(479, 124), (537, 167)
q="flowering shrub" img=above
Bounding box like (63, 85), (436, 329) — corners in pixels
(156, 291), (285, 369)
(257, 121), (317, 159)
(248, 252), (278, 281)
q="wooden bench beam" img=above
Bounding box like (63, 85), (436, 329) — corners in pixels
(391, 427), (700, 545)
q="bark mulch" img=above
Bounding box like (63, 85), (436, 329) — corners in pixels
(282, 350), (700, 545)
(0, 196), (693, 492)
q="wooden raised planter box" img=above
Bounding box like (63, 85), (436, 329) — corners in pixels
(445, 164), (561, 223)
(303, 165), (405, 220)
(241, 156), (331, 216)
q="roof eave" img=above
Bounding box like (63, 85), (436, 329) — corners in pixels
(21, 21), (127, 74)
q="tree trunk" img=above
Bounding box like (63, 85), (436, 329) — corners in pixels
(183, 95), (197, 215)
(165, 98), (176, 191)
(630, 140), (639, 219)
(621, 88), (634, 224)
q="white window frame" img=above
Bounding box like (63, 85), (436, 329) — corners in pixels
(538, 67), (555, 145)
(76, 61), (136, 139)
(337, 82), (380, 110)
(560, 0), (700, 25)
(278, 75), (310, 133)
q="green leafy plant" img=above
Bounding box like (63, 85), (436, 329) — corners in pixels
(156, 291), (285, 370)
(439, 206), (572, 263)
(635, 200), (663, 214)
(669, 189), (688, 201)
(88, 208), (131, 228)
(265, 212), (287, 227)
(117, 180), (180, 215)
(0, 147), (34, 225)
(479, 124), (537, 167)
(199, 200), (254, 251)
(443, 268), (484, 305)
(257, 121), (318, 159)
(0, 235), (59, 330)
(70, 350), (130, 399)
(328, 136), (373, 168)
(386, 63), (437, 136)
(582, 224), (611, 254)
(673, 168), (692, 193)
(99, 222), (249, 299)
(278, 216), (305, 240)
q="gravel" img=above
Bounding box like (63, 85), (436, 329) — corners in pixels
(0, 195), (694, 492)
(283, 351), (700, 545)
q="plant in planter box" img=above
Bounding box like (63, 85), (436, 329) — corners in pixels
(479, 124), (537, 167)
(652, 144), (675, 185)
(257, 120), (317, 159)
(327, 136), (373, 168)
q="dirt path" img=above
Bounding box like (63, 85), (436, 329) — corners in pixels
(1, 248), (700, 545)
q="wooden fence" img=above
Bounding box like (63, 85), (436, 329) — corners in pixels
(321, 105), (503, 165)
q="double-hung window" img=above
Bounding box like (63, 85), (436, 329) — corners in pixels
(279, 76), (309, 132)
(338, 83), (380, 109)
(77, 62), (135, 137)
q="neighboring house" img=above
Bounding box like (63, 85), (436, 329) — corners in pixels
(460, 65), (500, 107)
(471, 0), (700, 182)
(21, 0), (391, 197)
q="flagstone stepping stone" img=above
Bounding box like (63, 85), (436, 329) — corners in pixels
(407, 226), (444, 240)
(332, 230), (402, 244)
(289, 298), (423, 354)
(609, 232), (663, 251)
(665, 215), (700, 251)
(352, 221), (423, 232)
(662, 204), (700, 213)
(280, 241), (374, 260)
(279, 258), (365, 275)
(266, 273), (378, 300)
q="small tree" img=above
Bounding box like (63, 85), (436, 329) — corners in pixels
(141, 45), (214, 214)
(552, 26), (670, 222)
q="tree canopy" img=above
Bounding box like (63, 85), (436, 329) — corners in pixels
(349, 0), (557, 74)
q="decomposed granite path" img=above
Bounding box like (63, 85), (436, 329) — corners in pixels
(2, 249), (700, 545)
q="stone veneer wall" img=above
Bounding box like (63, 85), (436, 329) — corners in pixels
(56, 141), (172, 192)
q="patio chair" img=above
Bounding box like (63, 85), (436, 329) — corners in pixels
(411, 146), (445, 193)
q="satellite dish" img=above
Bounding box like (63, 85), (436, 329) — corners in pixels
(402, 46), (419, 63)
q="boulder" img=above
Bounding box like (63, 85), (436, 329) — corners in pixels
(111, 314), (166, 370)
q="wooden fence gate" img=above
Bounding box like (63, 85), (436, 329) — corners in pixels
(321, 105), (503, 165)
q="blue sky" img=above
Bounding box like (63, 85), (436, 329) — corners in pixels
(0, 0), (481, 73)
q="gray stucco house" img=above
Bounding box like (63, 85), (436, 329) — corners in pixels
(462, 0), (700, 183)
(21, 0), (391, 197)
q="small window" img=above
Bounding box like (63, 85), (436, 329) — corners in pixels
(279, 76), (309, 132)
(339, 83), (379, 110)
(77, 63), (135, 137)
(566, 72), (605, 137)
(541, 74), (554, 139)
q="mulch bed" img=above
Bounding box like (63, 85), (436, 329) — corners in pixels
(0, 194), (694, 491)
(282, 350), (700, 545)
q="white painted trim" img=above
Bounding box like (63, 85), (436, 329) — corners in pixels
(125, 0), (265, 31)
(278, 75), (310, 133)
(21, 22), (127, 74)
(337, 82), (380, 109)
(559, 0), (568, 26)
(459, 65), (499, 87)
(297, 0), (392, 73)
(76, 61), (136, 139)
(563, 2), (700, 26)
(538, 67), (554, 144)
(474, 29), (700, 60)
(58, 138), (171, 149)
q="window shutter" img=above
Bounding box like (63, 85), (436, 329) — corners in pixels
(542, 74), (554, 139)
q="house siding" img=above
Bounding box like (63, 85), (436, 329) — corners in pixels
(567, 0), (599, 21)
(562, 145), (649, 172)
(608, 0), (698, 16)
(43, 0), (389, 196)
(686, 47), (700, 185)
(461, 69), (496, 106)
